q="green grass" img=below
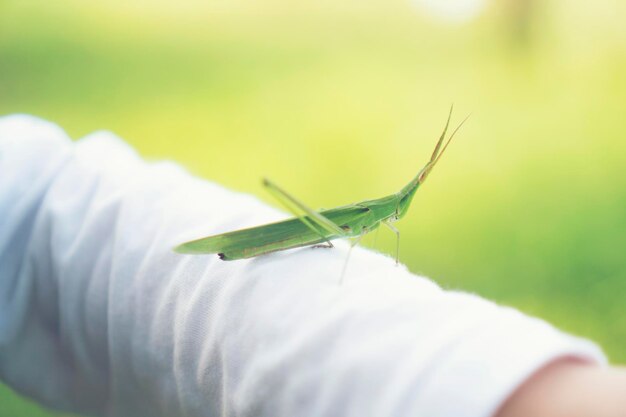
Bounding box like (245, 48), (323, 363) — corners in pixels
(1, 1), (626, 415)
(0, 384), (68, 417)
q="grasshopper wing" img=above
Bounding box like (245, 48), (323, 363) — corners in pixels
(174, 205), (370, 260)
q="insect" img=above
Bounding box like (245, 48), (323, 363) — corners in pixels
(175, 107), (468, 264)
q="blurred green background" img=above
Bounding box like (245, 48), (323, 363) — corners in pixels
(1, 0), (626, 415)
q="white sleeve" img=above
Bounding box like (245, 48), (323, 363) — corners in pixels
(0, 115), (607, 417)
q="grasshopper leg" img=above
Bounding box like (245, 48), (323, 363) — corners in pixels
(313, 242), (334, 249)
(263, 178), (347, 247)
(339, 227), (367, 284)
(383, 220), (400, 265)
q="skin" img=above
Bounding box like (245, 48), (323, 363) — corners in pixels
(496, 359), (626, 417)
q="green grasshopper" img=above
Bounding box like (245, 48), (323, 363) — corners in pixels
(175, 108), (467, 263)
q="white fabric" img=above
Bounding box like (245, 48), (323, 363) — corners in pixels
(0, 114), (606, 417)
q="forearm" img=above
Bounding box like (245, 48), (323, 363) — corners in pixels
(497, 360), (626, 417)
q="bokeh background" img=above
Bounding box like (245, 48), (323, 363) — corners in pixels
(1, 0), (626, 415)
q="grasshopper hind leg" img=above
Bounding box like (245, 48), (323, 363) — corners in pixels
(313, 242), (334, 249)
(263, 178), (347, 247)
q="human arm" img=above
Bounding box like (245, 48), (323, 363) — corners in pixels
(496, 359), (626, 417)
(0, 114), (610, 417)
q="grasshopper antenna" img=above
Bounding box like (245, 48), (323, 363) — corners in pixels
(418, 111), (471, 183)
(434, 113), (471, 165)
(430, 104), (454, 161)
